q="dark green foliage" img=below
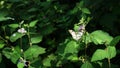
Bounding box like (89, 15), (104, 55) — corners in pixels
(0, 0), (120, 68)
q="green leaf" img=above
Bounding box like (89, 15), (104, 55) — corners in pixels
(91, 49), (107, 62)
(31, 35), (43, 44)
(81, 8), (91, 14)
(24, 45), (46, 60)
(43, 54), (56, 67)
(10, 32), (25, 42)
(88, 46), (116, 62)
(67, 55), (79, 61)
(81, 61), (94, 68)
(0, 10), (11, 21)
(110, 36), (120, 46)
(17, 62), (24, 68)
(0, 43), (5, 49)
(29, 20), (38, 27)
(90, 30), (113, 45)
(64, 41), (79, 54)
(8, 24), (19, 28)
(74, 24), (80, 31)
(2, 47), (12, 59)
(0, 17), (12, 21)
(106, 46), (116, 59)
(43, 58), (51, 67)
(0, 11), (13, 21)
(2, 47), (21, 64)
(28, 8), (38, 12)
(78, 1), (84, 8)
(70, 7), (79, 14)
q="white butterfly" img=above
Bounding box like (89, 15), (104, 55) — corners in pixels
(69, 30), (83, 41)
(69, 25), (85, 41)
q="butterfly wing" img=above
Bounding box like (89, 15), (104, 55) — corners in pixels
(69, 30), (77, 40)
(69, 30), (83, 41)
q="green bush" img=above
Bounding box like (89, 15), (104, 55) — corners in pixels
(0, 0), (120, 68)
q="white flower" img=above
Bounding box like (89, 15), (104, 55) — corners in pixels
(79, 24), (85, 32)
(18, 28), (27, 34)
(12, 33), (16, 37)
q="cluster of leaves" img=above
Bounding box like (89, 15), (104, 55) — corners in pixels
(0, 0), (120, 68)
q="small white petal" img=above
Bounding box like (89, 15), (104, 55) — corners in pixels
(18, 28), (27, 34)
(18, 29), (21, 33)
(12, 33), (16, 37)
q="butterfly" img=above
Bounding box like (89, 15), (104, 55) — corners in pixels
(68, 24), (85, 41)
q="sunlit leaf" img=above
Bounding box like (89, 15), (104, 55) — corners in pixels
(0, 43), (5, 49)
(24, 45), (46, 60)
(43, 58), (51, 67)
(31, 35), (43, 44)
(81, 8), (91, 14)
(29, 20), (38, 27)
(0, 17), (11, 21)
(8, 24), (19, 28)
(64, 41), (79, 54)
(90, 30), (113, 45)
(67, 55), (79, 61)
(17, 62), (24, 68)
(74, 24), (80, 31)
(2, 47), (11, 59)
(43, 54), (56, 67)
(2, 47), (21, 64)
(91, 49), (107, 62)
(106, 46), (116, 59)
(10, 32), (25, 42)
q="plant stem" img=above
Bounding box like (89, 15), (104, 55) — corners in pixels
(0, 36), (5, 41)
(1, 26), (9, 45)
(84, 32), (88, 58)
(106, 45), (111, 68)
(27, 25), (32, 46)
(20, 37), (24, 57)
(2, 26), (6, 37)
(20, 37), (22, 49)
(85, 44), (88, 59)
(108, 58), (111, 68)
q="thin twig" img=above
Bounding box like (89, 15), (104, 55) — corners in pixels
(108, 58), (111, 68)
(27, 25), (32, 46)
